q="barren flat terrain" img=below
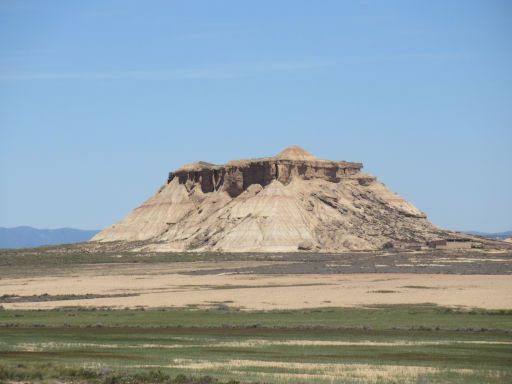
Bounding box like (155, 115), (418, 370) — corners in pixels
(1, 248), (512, 310)
(2, 270), (512, 310)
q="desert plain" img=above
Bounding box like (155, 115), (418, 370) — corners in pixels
(1, 246), (511, 384)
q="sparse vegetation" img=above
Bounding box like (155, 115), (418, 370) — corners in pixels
(402, 285), (439, 289)
(0, 364), (225, 384)
(0, 293), (138, 303)
(1, 247), (511, 278)
(1, 304), (512, 330)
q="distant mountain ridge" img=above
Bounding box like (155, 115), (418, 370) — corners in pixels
(464, 230), (512, 240)
(0, 226), (99, 249)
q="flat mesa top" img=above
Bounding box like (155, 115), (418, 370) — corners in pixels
(176, 146), (361, 172)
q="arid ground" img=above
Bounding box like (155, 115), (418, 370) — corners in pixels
(1, 247), (511, 383)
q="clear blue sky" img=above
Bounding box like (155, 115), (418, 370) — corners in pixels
(0, 0), (511, 232)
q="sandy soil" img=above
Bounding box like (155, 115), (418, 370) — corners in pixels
(1, 262), (511, 309)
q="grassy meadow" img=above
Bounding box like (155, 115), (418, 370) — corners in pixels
(0, 305), (511, 384)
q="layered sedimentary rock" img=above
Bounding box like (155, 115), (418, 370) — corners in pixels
(169, 148), (363, 198)
(92, 146), (447, 252)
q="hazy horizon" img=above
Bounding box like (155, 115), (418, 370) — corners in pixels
(1, 1), (511, 232)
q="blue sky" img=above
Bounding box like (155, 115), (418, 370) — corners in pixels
(0, 0), (511, 232)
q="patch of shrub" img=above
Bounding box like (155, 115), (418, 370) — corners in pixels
(0, 365), (239, 384)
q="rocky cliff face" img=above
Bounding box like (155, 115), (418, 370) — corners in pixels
(92, 146), (446, 252)
(169, 157), (363, 197)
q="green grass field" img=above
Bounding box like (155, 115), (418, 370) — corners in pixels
(1, 305), (511, 383)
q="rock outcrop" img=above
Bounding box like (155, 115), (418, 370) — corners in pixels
(92, 146), (448, 252)
(168, 147), (363, 198)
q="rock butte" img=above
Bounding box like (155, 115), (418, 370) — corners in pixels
(92, 146), (449, 252)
